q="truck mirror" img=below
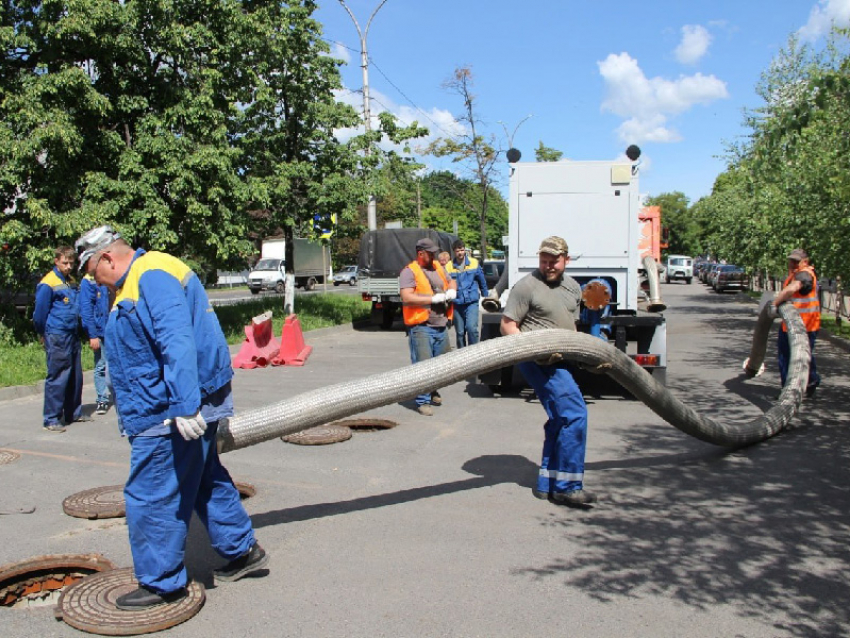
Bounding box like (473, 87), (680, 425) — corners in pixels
(506, 148), (521, 163)
(626, 145), (641, 161)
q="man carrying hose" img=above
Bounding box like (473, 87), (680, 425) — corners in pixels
(500, 236), (596, 507)
(75, 225), (269, 610)
(773, 248), (821, 398)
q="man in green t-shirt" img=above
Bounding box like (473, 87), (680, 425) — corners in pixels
(500, 236), (595, 507)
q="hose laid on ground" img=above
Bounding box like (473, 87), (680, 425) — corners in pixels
(217, 302), (809, 453)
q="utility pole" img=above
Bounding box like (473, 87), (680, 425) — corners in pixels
(339, 0), (388, 231)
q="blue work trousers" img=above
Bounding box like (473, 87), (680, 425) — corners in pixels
(453, 302), (480, 348)
(124, 421), (255, 594)
(777, 330), (820, 389)
(92, 342), (110, 404)
(519, 361), (588, 494)
(42, 332), (82, 426)
(408, 324), (449, 406)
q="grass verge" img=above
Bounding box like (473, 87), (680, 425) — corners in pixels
(0, 294), (371, 389)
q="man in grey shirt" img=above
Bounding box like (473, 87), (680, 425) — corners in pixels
(500, 236), (596, 507)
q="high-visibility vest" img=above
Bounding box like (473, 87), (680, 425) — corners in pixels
(781, 265), (820, 332)
(402, 261), (454, 326)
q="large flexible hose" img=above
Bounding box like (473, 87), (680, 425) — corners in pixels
(217, 302), (809, 453)
(642, 255), (666, 312)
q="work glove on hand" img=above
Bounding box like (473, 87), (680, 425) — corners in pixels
(431, 292), (447, 305)
(445, 288), (457, 302)
(167, 411), (208, 441)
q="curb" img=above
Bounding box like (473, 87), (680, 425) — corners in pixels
(0, 320), (369, 404)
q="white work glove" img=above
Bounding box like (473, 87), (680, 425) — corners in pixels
(166, 411), (208, 441)
(445, 288), (457, 302)
(431, 292), (446, 304)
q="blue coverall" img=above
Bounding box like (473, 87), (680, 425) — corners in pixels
(33, 267), (82, 426)
(107, 249), (255, 594)
(79, 275), (111, 405)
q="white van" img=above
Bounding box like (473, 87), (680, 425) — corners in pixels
(665, 255), (693, 284)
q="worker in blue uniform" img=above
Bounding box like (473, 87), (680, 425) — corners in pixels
(33, 246), (84, 432)
(500, 236), (596, 507)
(76, 226), (269, 611)
(79, 273), (112, 415)
(444, 239), (489, 348)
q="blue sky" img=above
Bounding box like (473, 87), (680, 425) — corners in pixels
(314, 0), (850, 205)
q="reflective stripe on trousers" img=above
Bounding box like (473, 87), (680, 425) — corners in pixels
(518, 361), (588, 494)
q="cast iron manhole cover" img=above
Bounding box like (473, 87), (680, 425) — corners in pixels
(0, 554), (116, 609)
(329, 418), (398, 432)
(64, 481), (255, 520)
(63, 485), (126, 520)
(0, 449), (20, 465)
(282, 424), (352, 445)
(57, 567), (205, 635)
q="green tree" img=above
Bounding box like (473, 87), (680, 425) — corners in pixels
(426, 66), (502, 259)
(534, 141), (563, 162)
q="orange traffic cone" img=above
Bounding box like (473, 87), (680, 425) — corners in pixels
(272, 314), (312, 366)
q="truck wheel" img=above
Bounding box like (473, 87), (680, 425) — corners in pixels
(686, 277), (692, 285)
(275, 281), (285, 294)
(333, 281), (340, 286)
(381, 305), (395, 330)
(305, 277), (317, 291)
(250, 289), (260, 295)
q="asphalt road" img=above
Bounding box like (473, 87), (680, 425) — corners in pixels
(2, 282), (849, 637)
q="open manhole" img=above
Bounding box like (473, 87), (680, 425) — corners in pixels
(0, 553), (116, 609)
(282, 423), (352, 445)
(329, 418), (398, 432)
(56, 567), (205, 636)
(0, 449), (20, 466)
(64, 481), (257, 520)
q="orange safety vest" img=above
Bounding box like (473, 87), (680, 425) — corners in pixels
(781, 264), (820, 332)
(402, 260), (454, 326)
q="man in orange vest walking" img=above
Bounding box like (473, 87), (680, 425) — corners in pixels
(400, 238), (458, 416)
(773, 248), (821, 397)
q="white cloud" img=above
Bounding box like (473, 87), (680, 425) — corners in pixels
(798, 0), (850, 41)
(675, 25), (712, 65)
(598, 52), (728, 144)
(331, 42), (351, 65)
(332, 84), (464, 152)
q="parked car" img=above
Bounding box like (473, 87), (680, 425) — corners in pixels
(332, 265), (358, 286)
(481, 260), (505, 290)
(704, 263), (722, 285)
(665, 255), (693, 284)
(713, 265), (749, 293)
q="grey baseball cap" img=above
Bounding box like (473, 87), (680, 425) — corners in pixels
(75, 225), (121, 272)
(787, 248), (808, 261)
(415, 238), (439, 254)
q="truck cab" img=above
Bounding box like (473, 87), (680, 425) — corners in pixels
(248, 258), (286, 294)
(665, 255), (693, 284)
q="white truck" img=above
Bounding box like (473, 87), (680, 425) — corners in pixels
(479, 150), (667, 392)
(248, 238), (329, 294)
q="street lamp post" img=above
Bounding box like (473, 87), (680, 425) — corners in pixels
(339, 0), (389, 231)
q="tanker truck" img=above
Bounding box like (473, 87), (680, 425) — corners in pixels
(479, 147), (667, 393)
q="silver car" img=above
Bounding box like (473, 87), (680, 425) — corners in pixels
(333, 265), (358, 286)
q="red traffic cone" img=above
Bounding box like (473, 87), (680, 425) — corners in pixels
(272, 314), (312, 366)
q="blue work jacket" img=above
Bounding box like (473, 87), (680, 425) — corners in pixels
(445, 255), (489, 305)
(105, 249), (233, 436)
(33, 267), (79, 336)
(79, 275), (110, 340)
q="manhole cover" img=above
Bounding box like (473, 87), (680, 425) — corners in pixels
(57, 567), (204, 635)
(234, 481), (256, 499)
(282, 424), (352, 445)
(0, 449), (20, 465)
(329, 418), (398, 432)
(0, 554), (115, 609)
(63, 485), (126, 520)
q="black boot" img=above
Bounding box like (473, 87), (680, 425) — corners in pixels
(115, 585), (187, 611)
